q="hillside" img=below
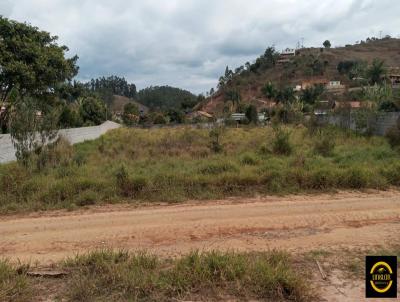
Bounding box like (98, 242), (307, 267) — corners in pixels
(200, 37), (400, 114)
(110, 95), (149, 114)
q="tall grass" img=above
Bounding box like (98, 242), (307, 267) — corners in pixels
(62, 250), (312, 301)
(1, 126), (399, 213)
(0, 260), (31, 302)
(0, 250), (313, 301)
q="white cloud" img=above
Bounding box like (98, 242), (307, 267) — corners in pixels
(3, 0), (400, 93)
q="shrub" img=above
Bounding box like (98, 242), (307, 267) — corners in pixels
(382, 163), (400, 185)
(310, 168), (338, 189)
(342, 167), (370, 189)
(199, 162), (238, 175)
(153, 114), (167, 125)
(0, 260), (32, 302)
(209, 127), (224, 153)
(245, 105), (258, 125)
(240, 153), (259, 166)
(35, 136), (74, 171)
(314, 133), (335, 157)
(115, 165), (131, 197)
(272, 128), (292, 156)
(115, 166), (148, 198)
(385, 124), (400, 148)
(76, 191), (98, 206)
(73, 152), (87, 166)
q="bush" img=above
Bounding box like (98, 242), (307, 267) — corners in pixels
(35, 136), (74, 171)
(0, 260), (31, 302)
(115, 166), (147, 198)
(115, 165), (131, 197)
(314, 133), (335, 157)
(153, 114), (167, 125)
(199, 162), (238, 175)
(245, 105), (258, 125)
(385, 125), (400, 148)
(240, 153), (259, 166)
(272, 128), (292, 156)
(76, 191), (98, 206)
(209, 127), (224, 153)
(342, 167), (370, 189)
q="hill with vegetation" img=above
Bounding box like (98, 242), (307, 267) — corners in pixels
(199, 37), (400, 115)
(137, 85), (198, 110)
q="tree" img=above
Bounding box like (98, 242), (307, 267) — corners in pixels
(85, 75), (137, 100)
(209, 127), (224, 153)
(79, 97), (106, 126)
(0, 17), (78, 132)
(323, 40), (331, 48)
(245, 105), (258, 125)
(153, 113), (167, 125)
(9, 96), (59, 164)
(0, 17), (78, 102)
(300, 84), (325, 105)
(224, 66), (233, 81)
(367, 59), (386, 85)
(122, 103), (139, 126)
(167, 109), (185, 124)
(262, 82), (277, 99)
(276, 87), (296, 105)
(225, 90), (241, 107)
(59, 102), (82, 128)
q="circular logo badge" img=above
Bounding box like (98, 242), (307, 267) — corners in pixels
(370, 261), (393, 294)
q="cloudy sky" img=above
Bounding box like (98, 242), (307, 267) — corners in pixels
(1, 0), (399, 94)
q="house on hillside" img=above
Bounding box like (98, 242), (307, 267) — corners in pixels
(314, 101), (332, 116)
(314, 100), (372, 116)
(326, 81), (346, 92)
(294, 85), (302, 92)
(333, 101), (373, 111)
(301, 78), (328, 90)
(230, 113), (267, 123)
(277, 48), (296, 64)
(388, 68), (400, 88)
(300, 79), (346, 92)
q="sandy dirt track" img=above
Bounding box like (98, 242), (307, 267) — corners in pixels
(1, 191), (400, 265)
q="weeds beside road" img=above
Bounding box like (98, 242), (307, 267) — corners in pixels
(0, 250), (313, 302)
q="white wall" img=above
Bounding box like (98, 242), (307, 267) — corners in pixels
(0, 121), (121, 164)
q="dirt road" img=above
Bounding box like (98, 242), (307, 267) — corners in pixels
(1, 191), (400, 264)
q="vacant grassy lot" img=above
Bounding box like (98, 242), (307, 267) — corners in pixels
(0, 250), (312, 302)
(1, 126), (400, 213)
